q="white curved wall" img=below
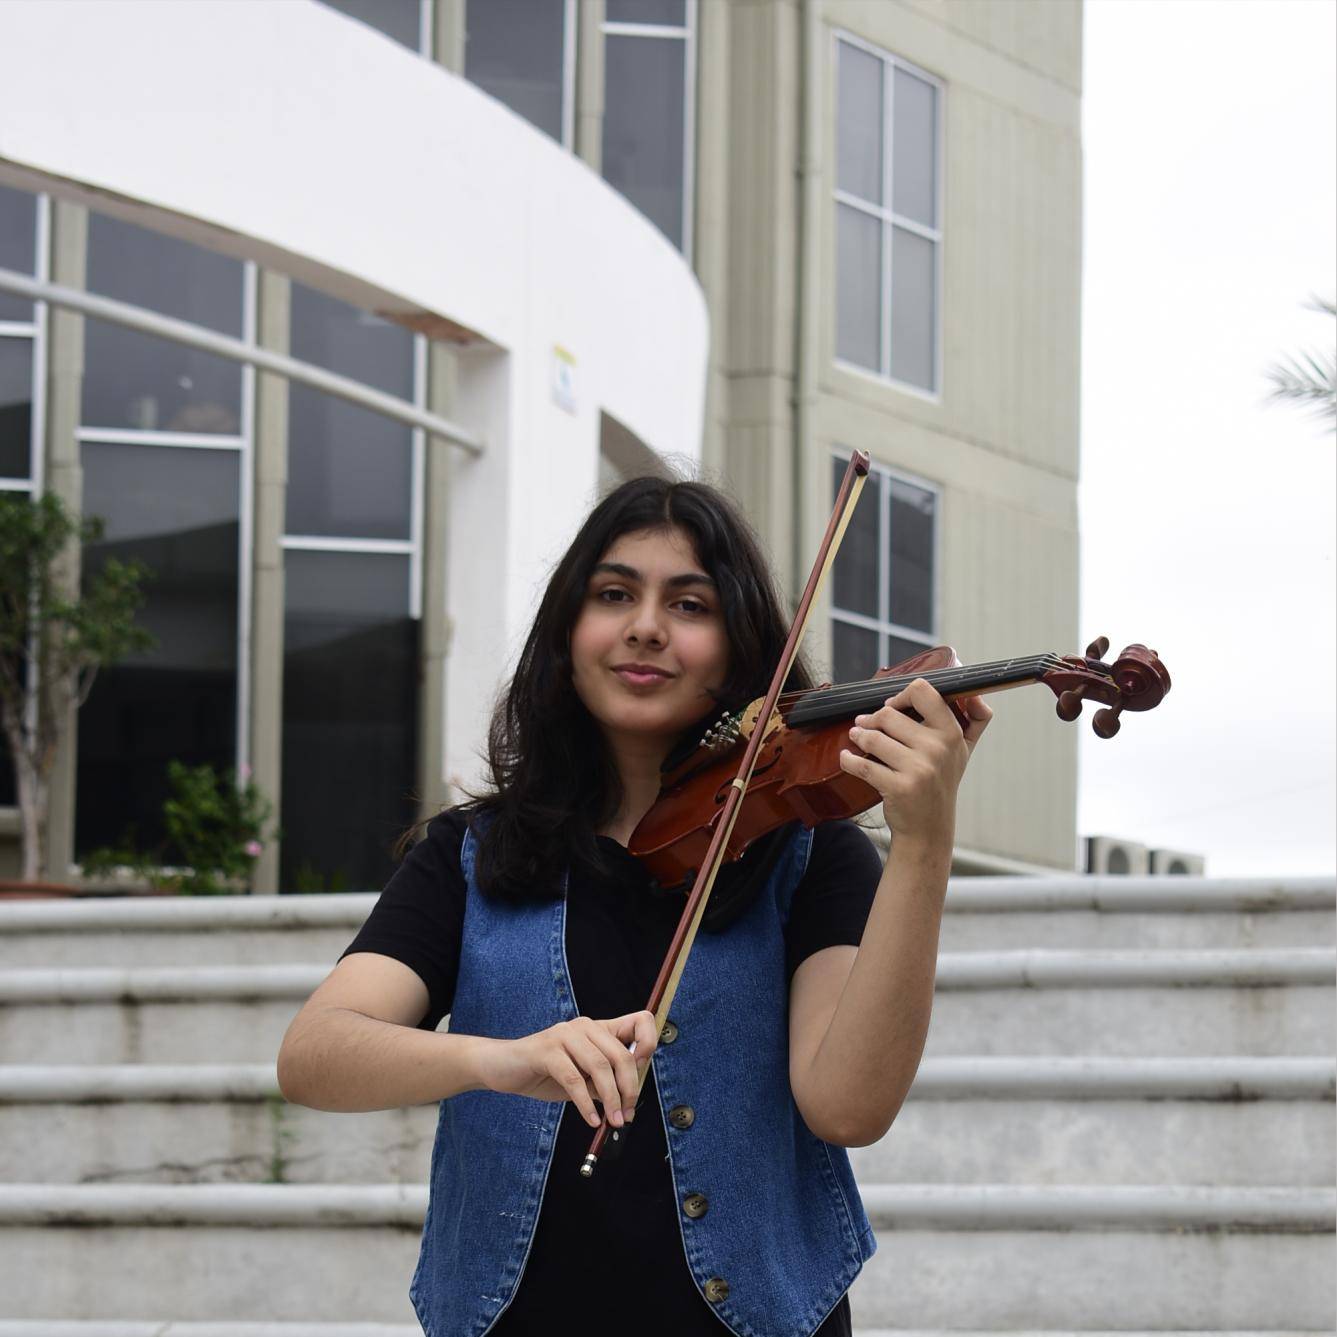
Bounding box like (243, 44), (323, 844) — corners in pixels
(0, 0), (709, 795)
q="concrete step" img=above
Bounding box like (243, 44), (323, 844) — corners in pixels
(2, 1058), (1331, 1189)
(0, 1183), (1330, 1327)
(1, 878), (1330, 969)
(1, 950), (1331, 1063)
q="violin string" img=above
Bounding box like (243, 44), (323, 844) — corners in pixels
(764, 653), (1071, 715)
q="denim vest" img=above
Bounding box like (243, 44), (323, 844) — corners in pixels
(409, 815), (876, 1337)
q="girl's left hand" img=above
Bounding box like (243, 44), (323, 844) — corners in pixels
(838, 678), (993, 848)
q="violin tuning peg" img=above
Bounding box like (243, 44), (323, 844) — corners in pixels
(1092, 704), (1123, 739)
(1085, 636), (1110, 660)
(1056, 688), (1084, 722)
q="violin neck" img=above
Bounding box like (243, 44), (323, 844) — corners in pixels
(785, 654), (1054, 727)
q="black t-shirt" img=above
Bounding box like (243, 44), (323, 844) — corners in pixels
(340, 809), (884, 1336)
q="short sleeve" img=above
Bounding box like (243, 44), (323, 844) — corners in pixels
(784, 820), (883, 982)
(337, 809), (469, 1030)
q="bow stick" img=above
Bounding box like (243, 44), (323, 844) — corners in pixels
(579, 450), (871, 1178)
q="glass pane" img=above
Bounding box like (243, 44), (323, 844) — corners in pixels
(87, 212), (243, 335)
(836, 204), (881, 370)
(602, 34), (686, 250)
(831, 455), (878, 618)
(82, 321), (242, 434)
(887, 478), (934, 634)
(606, 0), (685, 24)
(281, 550), (418, 892)
(837, 41), (882, 205)
(75, 443), (240, 861)
(0, 184), (37, 323)
(893, 68), (937, 228)
(832, 619), (878, 686)
(466, 0), (566, 141)
(887, 633), (932, 670)
(290, 283), (413, 398)
(890, 226), (935, 391)
(1, 339), (33, 478)
(83, 213), (244, 434)
(287, 284), (414, 540)
(286, 387), (413, 539)
(317, 0), (421, 50)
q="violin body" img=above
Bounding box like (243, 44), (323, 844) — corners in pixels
(629, 646), (967, 889)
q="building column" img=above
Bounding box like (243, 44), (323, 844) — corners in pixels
(248, 270), (289, 893)
(432, 0), (465, 72)
(42, 198), (87, 883)
(575, 0), (606, 171)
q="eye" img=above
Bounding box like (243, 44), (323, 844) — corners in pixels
(596, 587), (630, 603)
(676, 597), (710, 615)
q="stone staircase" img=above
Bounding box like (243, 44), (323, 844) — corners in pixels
(0, 874), (1333, 1335)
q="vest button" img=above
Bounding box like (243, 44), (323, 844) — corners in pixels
(660, 1020), (679, 1044)
(704, 1276), (730, 1303)
(668, 1104), (695, 1129)
(682, 1192), (709, 1219)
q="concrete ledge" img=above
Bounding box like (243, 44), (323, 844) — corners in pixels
(1, 1056), (1331, 1103)
(1, 877), (1331, 934)
(944, 875), (1336, 912)
(934, 948), (1335, 988)
(1, 1182), (1331, 1232)
(859, 1183), (1335, 1231)
(3, 949), (1332, 1004)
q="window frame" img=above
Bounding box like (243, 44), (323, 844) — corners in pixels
(831, 28), (945, 402)
(829, 448), (942, 680)
(601, 0), (697, 261)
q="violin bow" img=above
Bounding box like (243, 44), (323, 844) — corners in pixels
(579, 450), (872, 1177)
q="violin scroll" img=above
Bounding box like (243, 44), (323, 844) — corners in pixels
(1042, 638), (1170, 738)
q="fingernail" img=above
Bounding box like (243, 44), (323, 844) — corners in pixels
(623, 1107), (636, 1122)
(610, 1108), (624, 1126)
(849, 726), (859, 738)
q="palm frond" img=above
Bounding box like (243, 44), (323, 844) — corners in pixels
(1263, 293), (1337, 432)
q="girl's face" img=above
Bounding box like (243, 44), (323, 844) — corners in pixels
(570, 525), (730, 749)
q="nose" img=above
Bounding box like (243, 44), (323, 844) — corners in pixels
(625, 594), (667, 647)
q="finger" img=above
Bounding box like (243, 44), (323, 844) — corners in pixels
(839, 745), (899, 795)
(553, 1055), (601, 1127)
(585, 1023), (643, 1120)
(892, 677), (958, 733)
(847, 722), (912, 768)
(571, 1031), (627, 1127)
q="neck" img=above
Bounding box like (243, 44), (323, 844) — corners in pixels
(601, 729), (674, 840)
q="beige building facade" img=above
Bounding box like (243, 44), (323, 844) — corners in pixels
(0, 0), (1083, 887)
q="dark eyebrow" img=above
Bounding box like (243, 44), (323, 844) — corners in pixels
(591, 561), (717, 591)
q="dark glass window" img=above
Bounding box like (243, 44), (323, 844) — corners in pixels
(607, 0), (685, 23)
(0, 184), (37, 323)
(280, 550), (418, 891)
(83, 213), (243, 434)
(0, 339), (33, 479)
(317, 0), (422, 51)
(75, 443), (240, 859)
(835, 39), (941, 392)
(830, 455), (936, 685)
(465, 0), (567, 142)
(603, 32), (687, 249)
(287, 283), (414, 540)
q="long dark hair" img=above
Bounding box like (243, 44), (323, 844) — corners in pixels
(398, 473), (815, 928)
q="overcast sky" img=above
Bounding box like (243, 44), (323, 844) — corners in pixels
(1077, 0), (1336, 877)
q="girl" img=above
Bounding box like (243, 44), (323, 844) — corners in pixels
(277, 474), (992, 1337)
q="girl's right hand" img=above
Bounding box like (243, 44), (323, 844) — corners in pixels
(475, 1011), (659, 1129)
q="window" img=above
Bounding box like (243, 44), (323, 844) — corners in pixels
(317, 0), (427, 53)
(281, 283), (423, 892)
(829, 453), (938, 685)
(834, 34), (942, 395)
(602, 0), (695, 255)
(466, 0), (574, 145)
(74, 212), (250, 860)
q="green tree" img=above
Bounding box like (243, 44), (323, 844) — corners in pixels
(0, 491), (155, 882)
(1264, 294), (1336, 432)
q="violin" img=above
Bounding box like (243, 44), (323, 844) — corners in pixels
(628, 636), (1171, 889)
(578, 450), (1171, 1177)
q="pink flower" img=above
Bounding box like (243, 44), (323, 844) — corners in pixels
(244, 840), (263, 858)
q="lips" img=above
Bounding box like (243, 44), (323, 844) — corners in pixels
(612, 664), (675, 687)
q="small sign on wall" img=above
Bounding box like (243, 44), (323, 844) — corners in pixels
(552, 345), (577, 414)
